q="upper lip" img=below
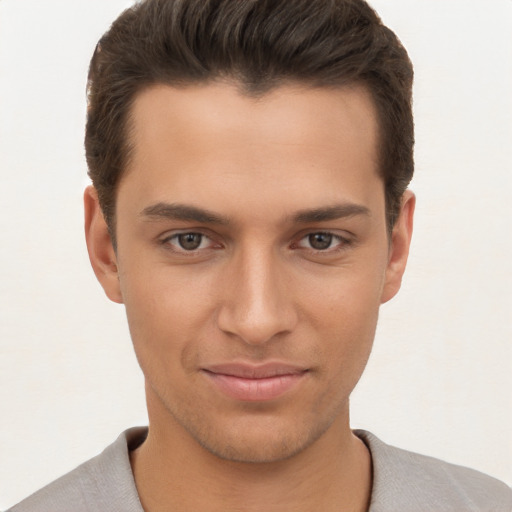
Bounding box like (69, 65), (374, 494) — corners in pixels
(202, 362), (308, 379)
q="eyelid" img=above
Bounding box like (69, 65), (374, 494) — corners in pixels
(292, 230), (353, 252)
(157, 228), (353, 255)
(159, 229), (221, 253)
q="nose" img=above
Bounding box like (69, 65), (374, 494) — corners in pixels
(216, 247), (298, 346)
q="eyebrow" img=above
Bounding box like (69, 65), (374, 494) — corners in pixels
(140, 203), (230, 225)
(140, 201), (371, 225)
(291, 204), (371, 223)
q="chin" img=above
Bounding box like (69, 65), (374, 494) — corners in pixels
(201, 437), (302, 464)
(146, 375), (347, 465)
(186, 414), (335, 464)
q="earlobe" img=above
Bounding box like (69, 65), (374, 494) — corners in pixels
(380, 190), (415, 304)
(84, 185), (123, 304)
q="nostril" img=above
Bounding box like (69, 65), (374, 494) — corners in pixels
(216, 299), (298, 346)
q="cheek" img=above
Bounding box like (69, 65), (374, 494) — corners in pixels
(302, 258), (385, 327)
(301, 262), (385, 378)
(309, 297), (379, 418)
(119, 264), (217, 371)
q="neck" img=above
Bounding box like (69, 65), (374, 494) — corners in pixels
(131, 392), (372, 512)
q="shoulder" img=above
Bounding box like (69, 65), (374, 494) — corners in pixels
(355, 430), (512, 512)
(6, 428), (147, 512)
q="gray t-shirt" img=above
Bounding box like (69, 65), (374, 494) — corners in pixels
(7, 427), (512, 511)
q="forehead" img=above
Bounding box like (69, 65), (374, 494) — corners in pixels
(128, 81), (378, 163)
(120, 82), (382, 220)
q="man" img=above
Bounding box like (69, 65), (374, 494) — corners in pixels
(8, 0), (512, 511)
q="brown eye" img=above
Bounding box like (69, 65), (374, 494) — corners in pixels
(308, 233), (333, 250)
(177, 233), (203, 250)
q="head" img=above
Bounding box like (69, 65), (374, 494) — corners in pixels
(84, 0), (415, 465)
(85, 0), (414, 244)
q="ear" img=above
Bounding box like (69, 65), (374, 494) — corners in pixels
(380, 190), (415, 304)
(84, 185), (123, 304)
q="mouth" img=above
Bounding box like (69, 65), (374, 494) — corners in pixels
(201, 362), (309, 402)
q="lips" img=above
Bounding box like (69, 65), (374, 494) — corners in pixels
(202, 363), (308, 402)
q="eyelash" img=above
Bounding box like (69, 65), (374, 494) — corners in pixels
(161, 232), (219, 254)
(160, 230), (353, 256)
(293, 232), (352, 253)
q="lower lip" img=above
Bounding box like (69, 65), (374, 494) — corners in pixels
(203, 371), (306, 401)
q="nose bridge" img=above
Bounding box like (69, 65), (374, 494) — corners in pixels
(217, 241), (296, 344)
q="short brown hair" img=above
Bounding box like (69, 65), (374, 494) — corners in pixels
(85, 0), (414, 238)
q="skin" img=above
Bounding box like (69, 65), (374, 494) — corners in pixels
(85, 82), (414, 512)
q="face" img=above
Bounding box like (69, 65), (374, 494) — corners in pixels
(85, 82), (414, 463)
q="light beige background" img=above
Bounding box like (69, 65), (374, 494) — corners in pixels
(1, 0), (511, 508)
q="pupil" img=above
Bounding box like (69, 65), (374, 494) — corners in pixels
(309, 233), (332, 250)
(179, 233), (202, 250)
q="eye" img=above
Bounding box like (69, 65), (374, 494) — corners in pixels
(295, 232), (349, 252)
(164, 232), (211, 251)
(306, 233), (334, 250)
